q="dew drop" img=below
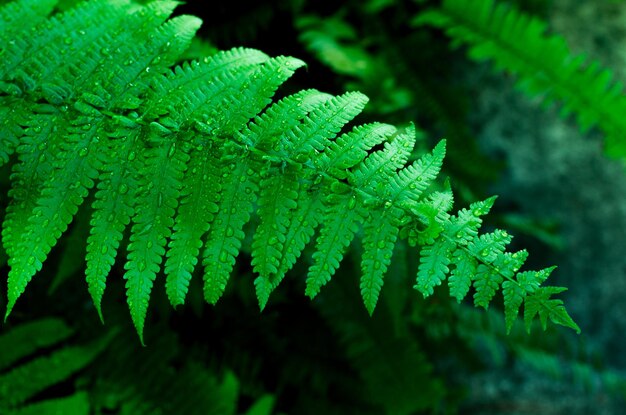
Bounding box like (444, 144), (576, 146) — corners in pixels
(219, 251), (228, 263)
(348, 197), (356, 210)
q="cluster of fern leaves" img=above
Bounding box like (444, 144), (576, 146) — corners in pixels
(0, 0), (579, 345)
(0, 317), (275, 415)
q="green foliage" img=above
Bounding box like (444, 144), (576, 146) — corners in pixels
(315, 261), (447, 414)
(456, 307), (626, 403)
(0, 0), (577, 343)
(415, 0), (626, 158)
(296, 11), (501, 196)
(0, 317), (274, 415)
(0, 319), (110, 413)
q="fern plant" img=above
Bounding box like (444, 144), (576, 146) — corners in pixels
(415, 0), (626, 158)
(0, 317), (274, 415)
(0, 0), (578, 343)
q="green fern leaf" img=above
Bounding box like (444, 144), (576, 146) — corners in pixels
(472, 264), (503, 309)
(124, 133), (189, 343)
(0, 335), (111, 408)
(0, 0), (56, 165)
(415, 238), (455, 297)
(5, 393), (89, 415)
(448, 249), (475, 302)
(164, 145), (221, 307)
(391, 139), (446, 205)
(5, 2), (201, 321)
(444, 196), (497, 245)
(0, 0), (56, 38)
(315, 122), (394, 176)
(306, 192), (365, 298)
(0, 0), (578, 337)
(360, 210), (400, 314)
(415, 0), (626, 157)
(467, 229), (512, 263)
(0, 318), (74, 371)
(525, 286), (580, 333)
(201, 147), (258, 304)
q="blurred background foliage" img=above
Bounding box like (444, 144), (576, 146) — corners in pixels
(1, 0), (626, 413)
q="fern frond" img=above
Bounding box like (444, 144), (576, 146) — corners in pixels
(0, 0), (577, 338)
(0, 318), (74, 371)
(5, 393), (89, 415)
(0, 333), (111, 408)
(414, 0), (626, 158)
